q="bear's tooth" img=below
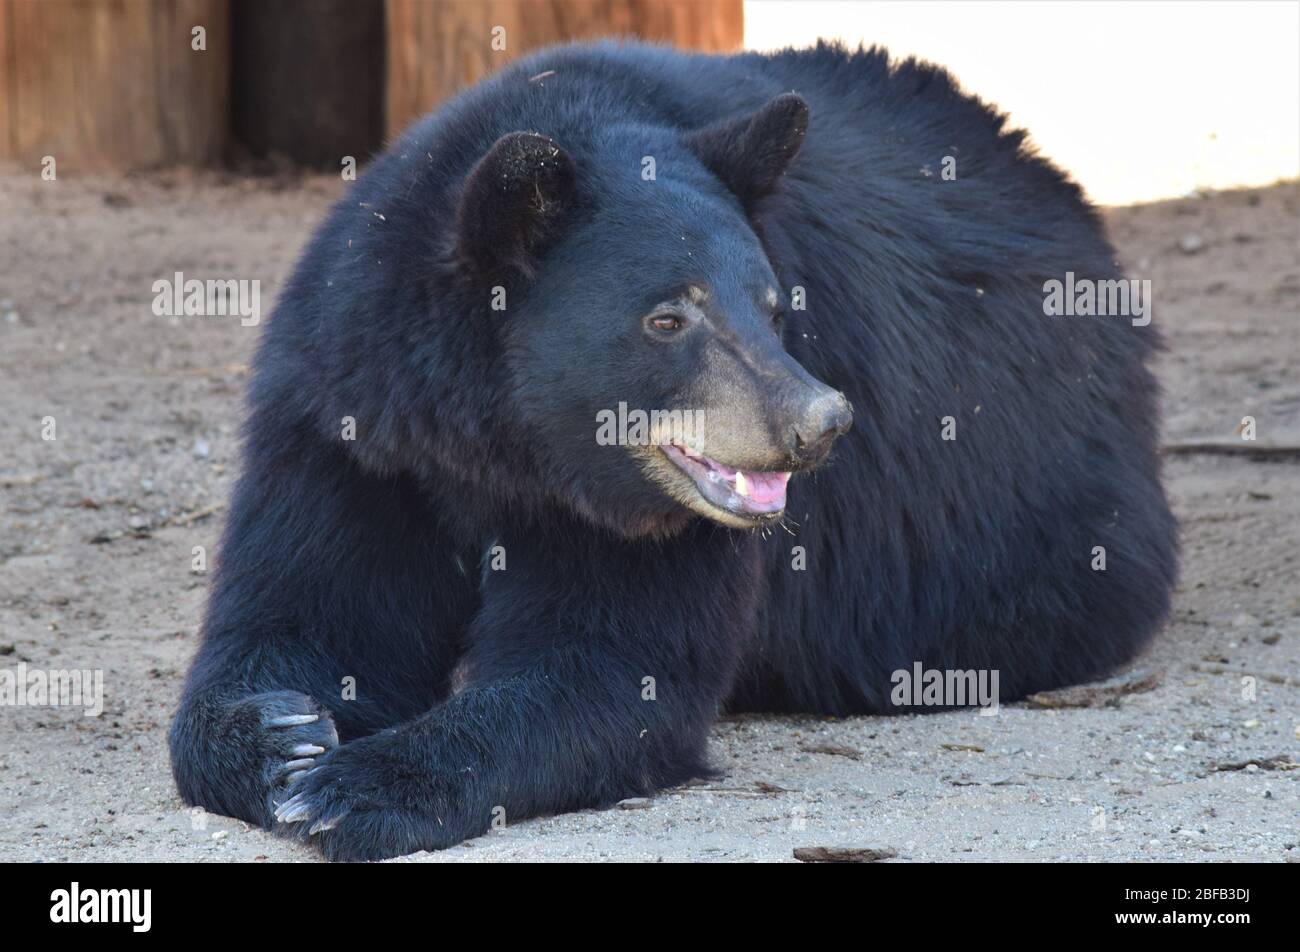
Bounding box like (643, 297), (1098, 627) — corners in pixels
(734, 471), (749, 497)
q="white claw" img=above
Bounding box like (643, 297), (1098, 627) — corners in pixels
(267, 714), (319, 728)
(309, 816), (342, 835)
(291, 744), (326, 756)
(276, 797), (312, 823)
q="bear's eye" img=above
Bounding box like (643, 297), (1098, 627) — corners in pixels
(646, 312), (684, 334)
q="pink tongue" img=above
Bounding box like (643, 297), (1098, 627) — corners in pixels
(742, 470), (789, 506)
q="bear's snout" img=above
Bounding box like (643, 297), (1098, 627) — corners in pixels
(787, 388), (853, 467)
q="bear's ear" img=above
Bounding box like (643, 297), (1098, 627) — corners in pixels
(684, 93), (808, 210)
(455, 132), (577, 278)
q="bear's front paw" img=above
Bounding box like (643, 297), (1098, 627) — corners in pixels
(273, 730), (489, 861)
(243, 690), (339, 819)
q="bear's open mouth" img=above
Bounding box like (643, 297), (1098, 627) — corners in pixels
(660, 444), (791, 520)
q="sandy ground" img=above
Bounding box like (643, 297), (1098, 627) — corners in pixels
(0, 171), (1296, 863)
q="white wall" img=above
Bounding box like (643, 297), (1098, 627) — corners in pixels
(744, 0), (1300, 205)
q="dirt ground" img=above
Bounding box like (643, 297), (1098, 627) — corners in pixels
(0, 170), (1296, 863)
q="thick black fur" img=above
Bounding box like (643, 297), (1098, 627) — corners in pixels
(170, 41), (1178, 860)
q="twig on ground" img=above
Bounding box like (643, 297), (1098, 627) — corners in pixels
(1161, 442), (1300, 461)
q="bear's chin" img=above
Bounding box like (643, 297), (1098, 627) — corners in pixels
(683, 496), (786, 531)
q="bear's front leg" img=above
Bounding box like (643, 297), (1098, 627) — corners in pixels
(274, 522), (759, 860)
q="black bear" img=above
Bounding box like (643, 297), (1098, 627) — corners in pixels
(170, 40), (1178, 860)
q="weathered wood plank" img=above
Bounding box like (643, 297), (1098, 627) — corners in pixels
(384, 0), (744, 138)
(0, 0), (230, 171)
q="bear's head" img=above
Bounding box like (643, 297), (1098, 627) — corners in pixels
(452, 93), (851, 535)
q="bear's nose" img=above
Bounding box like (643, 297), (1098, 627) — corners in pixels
(790, 390), (853, 465)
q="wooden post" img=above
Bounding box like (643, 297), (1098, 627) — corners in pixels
(0, 0), (230, 172)
(232, 0), (384, 169)
(385, 0), (744, 139)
